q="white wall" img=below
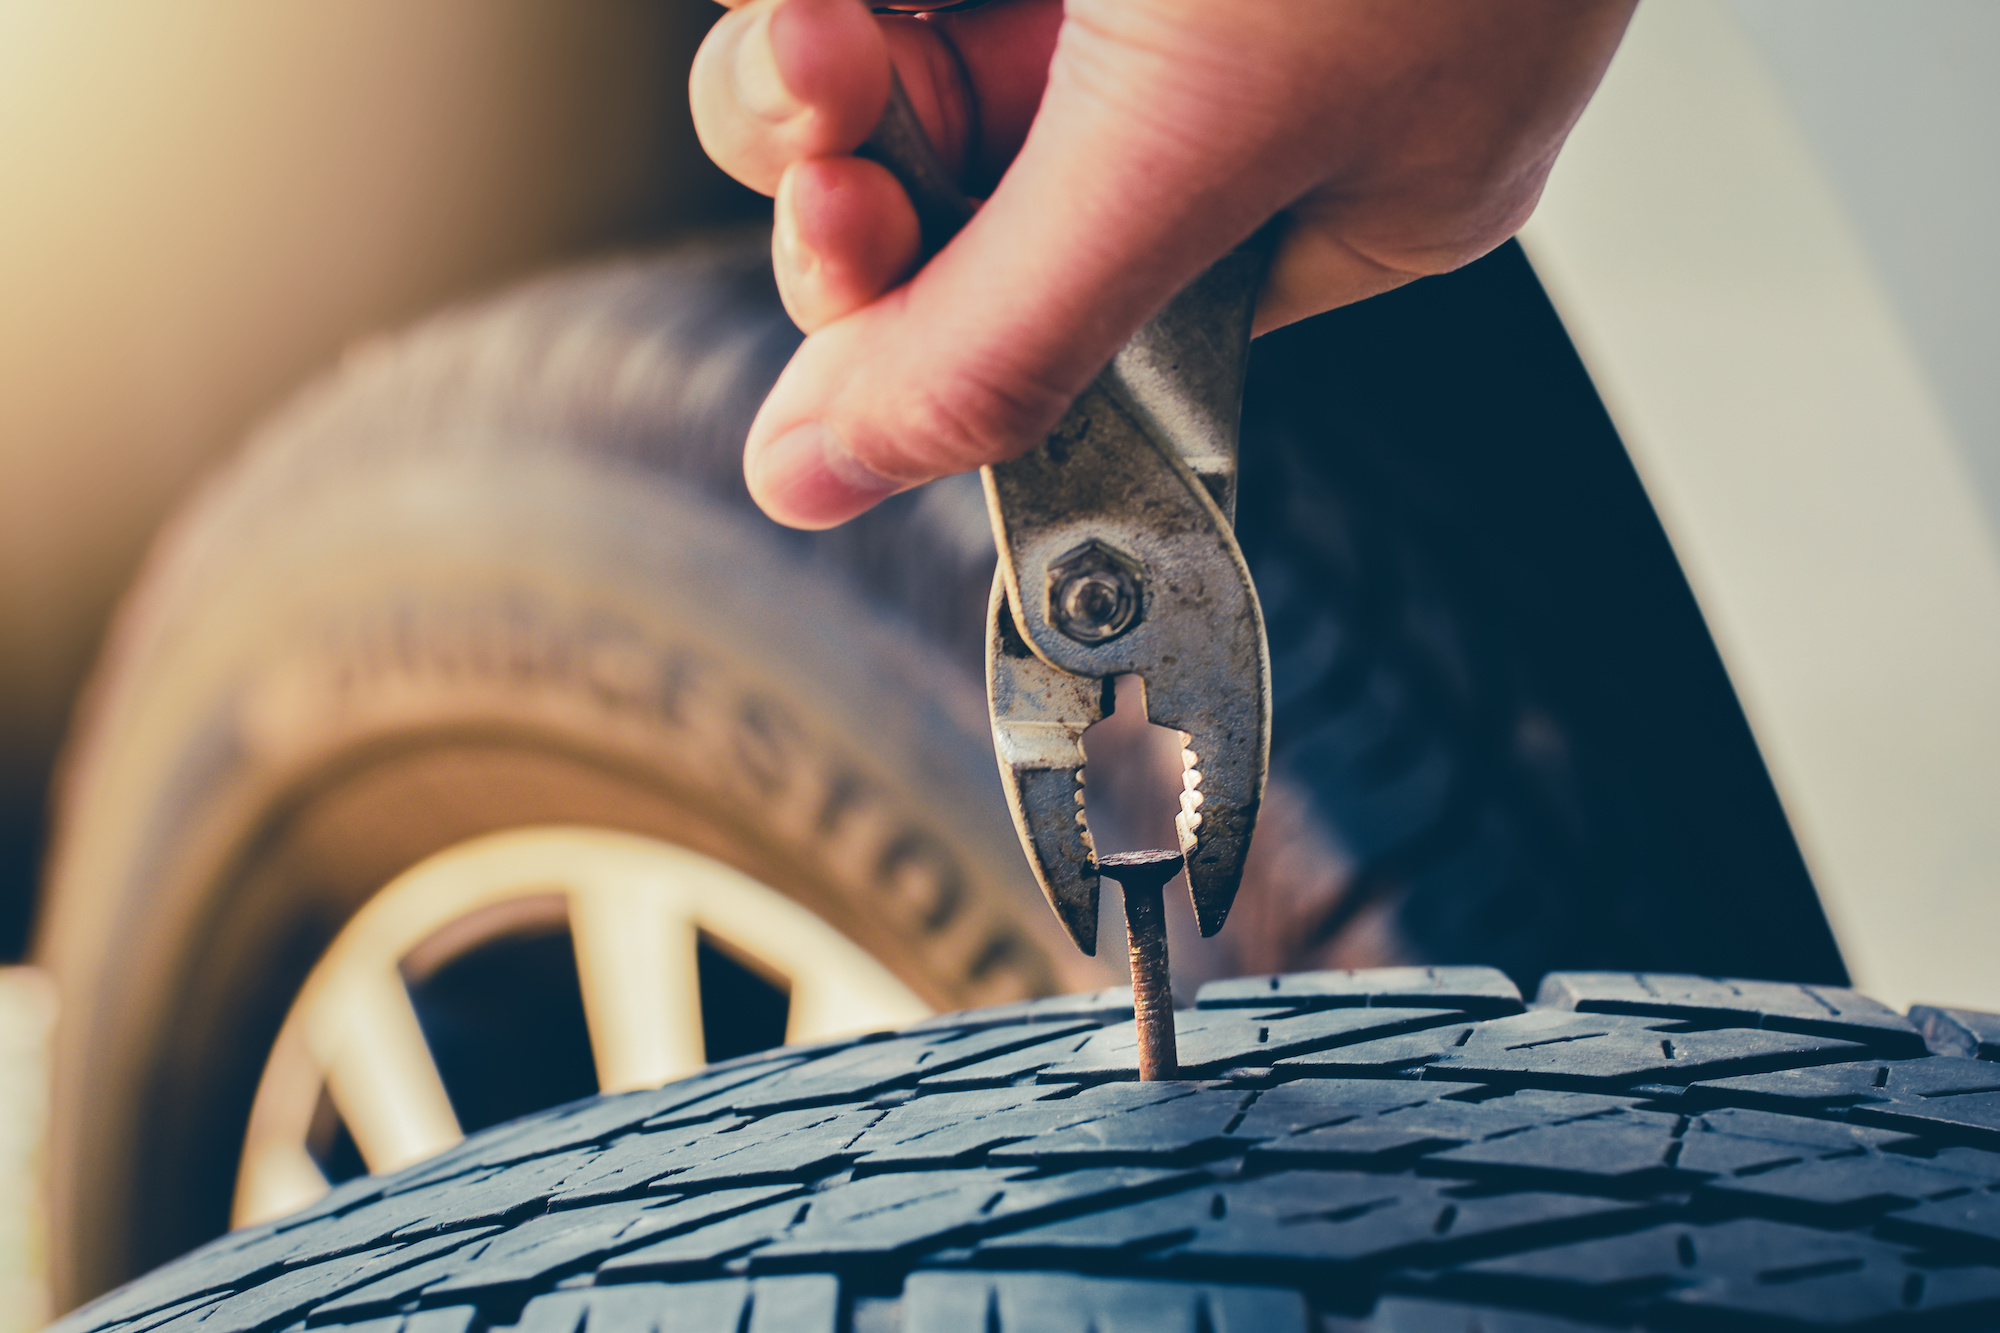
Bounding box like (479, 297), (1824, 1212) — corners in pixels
(1731, 0), (2000, 536)
(1521, 0), (2000, 1011)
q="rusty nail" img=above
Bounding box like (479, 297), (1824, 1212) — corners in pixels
(1099, 848), (1183, 1080)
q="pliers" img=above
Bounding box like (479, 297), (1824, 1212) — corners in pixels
(860, 79), (1273, 1051)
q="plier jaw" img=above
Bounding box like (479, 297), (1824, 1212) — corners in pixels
(857, 73), (1274, 965)
(986, 575), (1112, 951)
(982, 252), (1273, 956)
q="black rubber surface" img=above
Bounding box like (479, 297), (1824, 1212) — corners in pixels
(59, 967), (2000, 1332)
(1237, 243), (1843, 988)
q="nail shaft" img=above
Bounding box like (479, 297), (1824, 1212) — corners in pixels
(1100, 849), (1183, 1081)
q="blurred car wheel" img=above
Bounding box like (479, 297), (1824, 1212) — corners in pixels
(34, 233), (1109, 1308)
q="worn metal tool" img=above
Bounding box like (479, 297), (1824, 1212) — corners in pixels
(858, 77), (1272, 1078)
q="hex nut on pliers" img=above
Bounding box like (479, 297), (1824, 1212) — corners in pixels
(1048, 540), (1145, 645)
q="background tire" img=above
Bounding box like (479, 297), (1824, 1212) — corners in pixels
(53, 966), (2000, 1333)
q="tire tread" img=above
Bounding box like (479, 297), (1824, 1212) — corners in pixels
(59, 969), (2000, 1332)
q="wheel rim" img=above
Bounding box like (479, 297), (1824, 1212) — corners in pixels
(232, 825), (930, 1227)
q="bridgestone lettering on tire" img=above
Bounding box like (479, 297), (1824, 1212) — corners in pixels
(58, 968), (2000, 1332)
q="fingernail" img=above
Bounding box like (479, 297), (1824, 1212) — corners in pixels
(735, 4), (804, 123)
(751, 422), (901, 528)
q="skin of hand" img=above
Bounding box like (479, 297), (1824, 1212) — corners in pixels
(692, 0), (1638, 529)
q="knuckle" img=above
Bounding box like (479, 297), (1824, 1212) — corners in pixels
(1352, 177), (1549, 280)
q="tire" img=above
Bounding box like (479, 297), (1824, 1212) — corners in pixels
(54, 966), (2000, 1333)
(33, 233), (1113, 1308)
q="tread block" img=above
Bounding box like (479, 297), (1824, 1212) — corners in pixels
(1667, 1262), (2000, 1329)
(600, 1165), (1192, 1276)
(1358, 1096), (1588, 1143)
(1687, 1059), (2000, 1149)
(1911, 1005), (2000, 1061)
(1164, 1181), (1648, 1270)
(133, 1151), (623, 1291)
(747, 1165), (1195, 1266)
(642, 1107), (881, 1190)
(1248, 1122), (1468, 1170)
(981, 1171), (1640, 1269)
(717, 1024), (1093, 1111)
(593, 1198), (805, 1278)
(512, 1275), (837, 1333)
(850, 1084), (1185, 1168)
(1670, 1132), (1805, 1177)
(1851, 1092), (2000, 1152)
(984, 1089), (1255, 1162)
(1536, 973), (1926, 1057)
(385, 1149), (605, 1235)
(1449, 1217), (2000, 1327)
(1879, 1188), (2000, 1254)
(1290, 1010), (1867, 1088)
(395, 1061), (796, 1190)
(322, 1190), (798, 1314)
(1486, 1089), (1659, 1118)
(1420, 1119), (1682, 1187)
(1445, 1219), (1930, 1322)
(1872, 1060), (2000, 1097)
(1682, 1063), (1906, 1113)
(1698, 1150), (1999, 1222)
(75, 971), (2000, 1333)
(41, 1178), (461, 1333)
(1043, 1008), (1467, 1081)
(1229, 1081), (1477, 1140)
(1434, 1017), (1867, 1088)
(914, 1029), (1105, 1091)
(548, 1119), (755, 1205)
(71, 1293), (227, 1333)
(1689, 1106), (1919, 1154)
(144, 1234), (485, 1333)
(531, 1109), (863, 1195)
(218, 1168), (387, 1243)
(899, 1270), (1310, 1333)
(742, 1274), (842, 1333)
(1272, 1023), (1473, 1077)
(1362, 1296), (1625, 1333)
(1194, 967), (1524, 1017)
(905, 988), (1134, 1033)
(248, 1178), (496, 1262)
(1262, 1093), (1684, 1174)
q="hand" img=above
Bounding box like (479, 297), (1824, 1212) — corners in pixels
(692, 0), (1635, 529)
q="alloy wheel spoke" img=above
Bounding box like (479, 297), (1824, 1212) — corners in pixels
(310, 965), (463, 1175)
(569, 880), (706, 1093)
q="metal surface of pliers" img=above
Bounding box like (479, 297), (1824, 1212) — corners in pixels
(862, 81), (1273, 958)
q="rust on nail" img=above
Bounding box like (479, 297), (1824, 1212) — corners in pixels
(1100, 848), (1183, 1081)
